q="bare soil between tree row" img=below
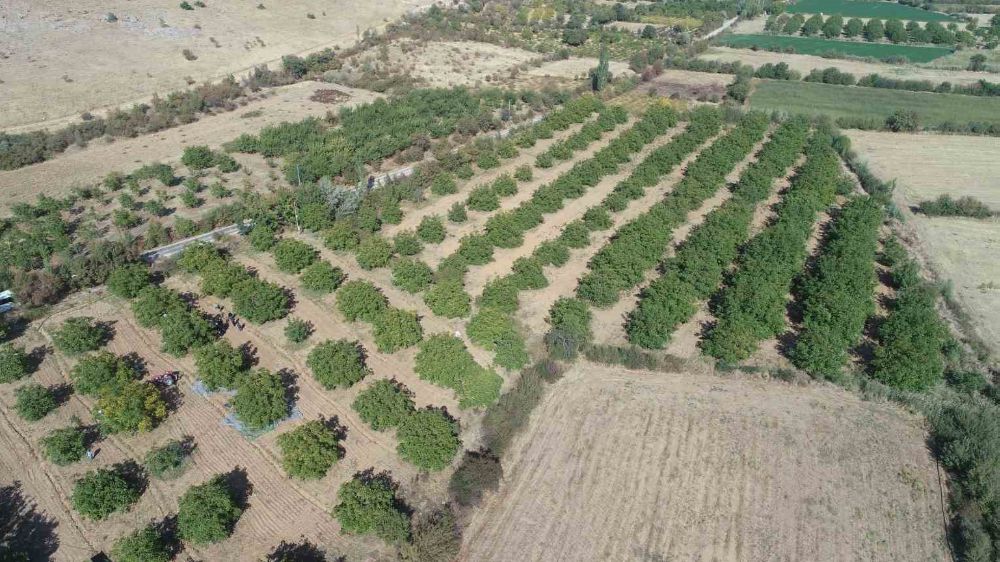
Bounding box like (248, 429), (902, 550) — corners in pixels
(461, 363), (950, 562)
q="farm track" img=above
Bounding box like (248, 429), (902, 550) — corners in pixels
(591, 129), (775, 348)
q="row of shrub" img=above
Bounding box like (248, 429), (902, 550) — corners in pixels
(788, 196), (884, 379)
(701, 132), (841, 362)
(764, 13), (975, 46)
(577, 110), (770, 307)
(334, 279), (424, 353)
(917, 194), (997, 218)
(626, 118), (812, 349)
(414, 334), (503, 408)
(534, 106), (629, 168)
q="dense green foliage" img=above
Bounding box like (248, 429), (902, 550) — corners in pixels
(0, 344), (30, 384)
(449, 451), (502, 507)
(417, 215), (446, 244)
(392, 259), (434, 293)
(353, 379), (415, 431)
(70, 351), (136, 396)
(544, 297), (594, 360)
(356, 236), (394, 270)
(336, 280), (388, 322)
(14, 384), (57, 422)
(111, 525), (171, 562)
(106, 263), (152, 299)
(703, 134), (841, 362)
(307, 339), (370, 389)
(414, 334), (502, 408)
(71, 467), (141, 520)
(231, 278), (290, 324)
(159, 308), (214, 357)
(178, 475), (243, 544)
(373, 308), (423, 353)
(145, 439), (193, 479)
(917, 194), (995, 218)
(40, 426), (87, 465)
(467, 309), (529, 370)
(299, 259), (345, 293)
(397, 409), (461, 471)
(232, 369), (289, 429)
(194, 339), (247, 391)
(95, 381), (168, 434)
(284, 318), (313, 344)
(627, 118), (811, 349)
(789, 197), (883, 378)
(131, 285), (187, 328)
(272, 239), (317, 274)
(424, 278), (471, 318)
(579, 110), (769, 307)
(277, 419), (343, 479)
(871, 271), (948, 390)
(334, 473), (411, 543)
(53, 316), (109, 355)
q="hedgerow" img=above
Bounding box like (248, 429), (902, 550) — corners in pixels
(578, 110), (769, 307)
(336, 280), (388, 322)
(372, 308), (423, 353)
(702, 133), (841, 362)
(307, 340), (370, 389)
(414, 334), (502, 408)
(467, 309), (529, 370)
(789, 196), (883, 378)
(626, 118), (811, 349)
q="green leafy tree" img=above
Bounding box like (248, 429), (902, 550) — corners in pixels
(392, 259), (433, 293)
(145, 439), (193, 479)
(276, 419), (343, 479)
(53, 317), (109, 354)
(70, 351), (135, 396)
(111, 525), (171, 562)
(248, 223), (278, 251)
(194, 339), (246, 391)
(352, 380), (415, 431)
(107, 264), (151, 299)
(423, 279), (471, 318)
(0, 344), (30, 384)
(447, 203), (467, 223)
(231, 279), (290, 324)
(333, 473), (411, 543)
(132, 286), (187, 328)
(864, 18), (885, 41)
(182, 145), (216, 170)
(544, 297), (593, 360)
(307, 340), (370, 389)
(843, 17), (863, 37)
(323, 222), (360, 251)
(355, 236), (394, 270)
(71, 467), (141, 520)
(800, 14), (823, 36)
(417, 215), (446, 244)
(466, 186), (499, 212)
(393, 231), (423, 256)
(95, 381), (168, 434)
(284, 318), (313, 344)
(160, 309), (214, 357)
(373, 309), (423, 353)
(397, 409), (460, 471)
(271, 239), (317, 274)
(821, 15), (843, 38)
(200, 261), (251, 297)
(14, 383), (57, 421)
(336, 280), (388, 322)
(589, 44), (612, 91)
(414, 335), (502, 408)
(299, 260), (344, 293)
(232, 369), (289, 429)
(430, 173), (457, 196)
(467, 309), (529, 370)
(178, 475), (243, 544)
(40, 426), (87, 465)
(884, 18), (907, 43)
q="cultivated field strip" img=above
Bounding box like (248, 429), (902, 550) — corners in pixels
(702, 134), (841, 362)
(591, 126), (776, 347)
(462, 367), (949, 561)
(626, 119), (811, 350)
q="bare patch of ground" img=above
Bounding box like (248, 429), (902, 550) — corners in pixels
(513, 57), (633, 91)
(699, 46), (994, 85)
(0, 0), (433, 129)
(461, 364), (950, 562)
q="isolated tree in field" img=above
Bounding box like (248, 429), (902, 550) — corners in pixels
(95, 381), (168, 434)
(276, 419), (343, 479)
(885, 109), (919, 132)
(145, 438), (193, 479)
(284, 318), (313, 344)
(272, 239), (317, 274)
(307, 340), (370, 389)
(397, 409), (461, 471)
(107, 263), (151, 299)
(231, 279), (290, 323)
(178, 475), (243, 544)
(232, 369), (289, 429)
(159, 308), (214, 356)
(194, 339), (246, 391)
(111, 525), (171, 562)
(53, 316), (109, 354)
(333, 472), (410, 543)
(352, 380), (415, 431)
(40, 426), (87, 465)
(299, 260), (344, 293)
(373, 309), (423, 353)
(336, 280), (388, 322)
(71, 467), (141, 520)
(70, 351), (135, 396)
(0, 344), (30, 384)
(14, 384), (57, 422)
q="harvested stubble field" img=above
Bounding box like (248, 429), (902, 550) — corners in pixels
(849, 130), (1000, 355)
(462, 364), (949, 562)
(0, 0), (433, 130)
(698, 46), (994, 85)
(717, 34), (954, 63)
(750, 79), (1000, 126)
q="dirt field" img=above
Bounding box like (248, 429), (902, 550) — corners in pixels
(849, 130), (1000, 357)
(513, 57), (634, 91)
(0, 0), (432, 130)
(0, 82), (377, 211)
(461, 364), (950, 562)
(699, 46), (994, 85)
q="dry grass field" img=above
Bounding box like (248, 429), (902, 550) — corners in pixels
(462, 364), (949, 562)
(0, 0), (433, 130)
(699, 46), (994, 85)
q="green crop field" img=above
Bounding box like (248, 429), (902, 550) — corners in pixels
(718, 34), (953, 63)
(749, 79), (1000, 126)
(785, 0), (956, 21)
